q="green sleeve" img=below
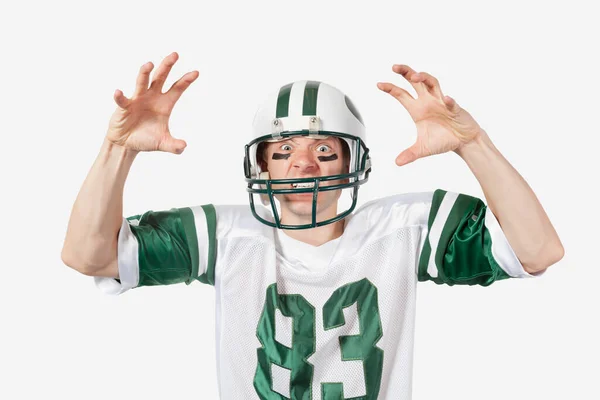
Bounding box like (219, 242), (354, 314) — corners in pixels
(127, 204), (217, 288)
(417, 190), (511, 286)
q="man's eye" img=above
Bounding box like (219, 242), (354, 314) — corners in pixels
(280, 144), (292, 151)
(316, 145), (331, 152)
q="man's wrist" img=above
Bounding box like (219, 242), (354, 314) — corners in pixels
(455, 128), (496, 163)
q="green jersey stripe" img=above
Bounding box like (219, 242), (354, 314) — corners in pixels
(132, 208), (198, 287)
(179, 207), (200, 285)
(418, 189), (513, 286)
(199, 204), (217, 286)
(302, 80), (321, 116)
(276, 83), (293, 118)
(432, 193), (476, 280)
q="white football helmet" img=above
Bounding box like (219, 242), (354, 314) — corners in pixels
(243, 80), (372, 229)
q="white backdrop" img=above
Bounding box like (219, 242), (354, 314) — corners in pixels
(2, 0), (598, 399)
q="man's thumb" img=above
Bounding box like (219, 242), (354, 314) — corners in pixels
(160, 137), (187, 154)
(395, 146), (420, 166)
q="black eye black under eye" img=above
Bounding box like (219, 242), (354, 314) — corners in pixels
(272, 153), (290, 160)
(317, 154), (338, 162)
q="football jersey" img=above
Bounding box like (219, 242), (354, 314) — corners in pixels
(95, 189), (538, 399)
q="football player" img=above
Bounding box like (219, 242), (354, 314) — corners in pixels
(61, 51), (564, 399)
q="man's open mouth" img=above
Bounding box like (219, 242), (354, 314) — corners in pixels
(291, 182), (316, 188)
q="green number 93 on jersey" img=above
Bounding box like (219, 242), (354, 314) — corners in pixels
(254, 279), (384, 399)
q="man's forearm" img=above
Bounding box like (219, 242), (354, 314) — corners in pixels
(61, 137), (139, 273)
(455, 129), (564, 273)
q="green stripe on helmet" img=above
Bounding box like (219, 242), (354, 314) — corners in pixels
(302, 80), (321, 116)
(276, 83), (293, 118)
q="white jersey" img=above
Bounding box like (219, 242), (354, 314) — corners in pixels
(96, 189), (537, 399)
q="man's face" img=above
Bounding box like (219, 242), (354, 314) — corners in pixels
(261, 136), (349, 222)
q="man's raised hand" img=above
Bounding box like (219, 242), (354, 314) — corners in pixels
(106, 52), (199, 154)
(377, 65), (483, 166)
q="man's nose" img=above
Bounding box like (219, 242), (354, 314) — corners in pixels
(292, 149), (318, 172)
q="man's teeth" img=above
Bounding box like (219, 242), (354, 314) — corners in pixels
(292, 182), (315, 188)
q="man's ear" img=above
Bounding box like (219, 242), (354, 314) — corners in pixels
(342, 163), (350, 183)
(340, 138), (351, 173)
(259, 159), (268, 172)
(257, 142), (268, 172)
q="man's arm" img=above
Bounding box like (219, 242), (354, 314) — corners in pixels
(61, 52), (198, 278)
(456, 129), (564, 274)
(377, 64), (564, 275)
(61, 138), (138, 277)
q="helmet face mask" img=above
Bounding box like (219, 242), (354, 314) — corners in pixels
(244, 81), (372, 230)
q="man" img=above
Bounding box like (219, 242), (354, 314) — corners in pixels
(61, 51), (564, 399)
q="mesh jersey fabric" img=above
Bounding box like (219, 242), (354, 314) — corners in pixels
(94, 189), (538, 399)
